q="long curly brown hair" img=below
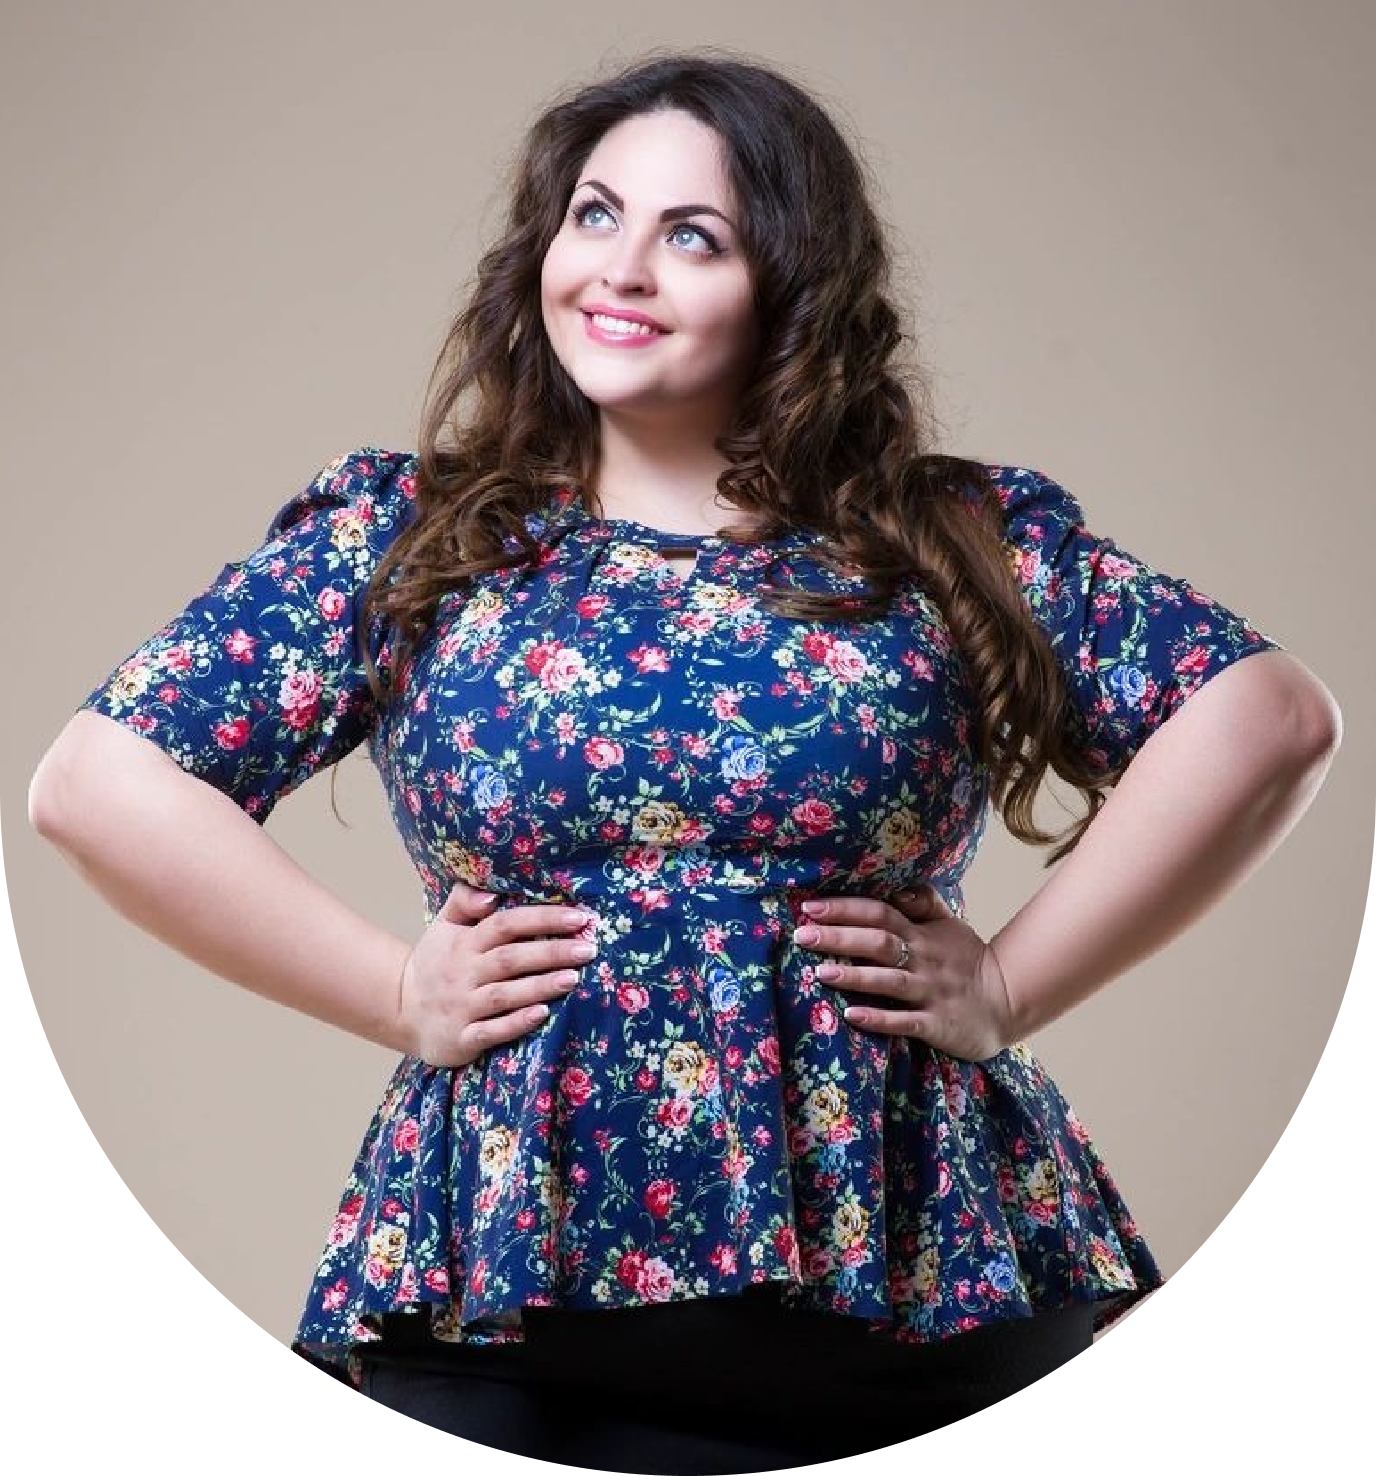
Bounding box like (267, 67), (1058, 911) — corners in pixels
(350, 47), (1121, 866)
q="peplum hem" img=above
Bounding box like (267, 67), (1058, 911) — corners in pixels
(290, 1021), (1164, 1389)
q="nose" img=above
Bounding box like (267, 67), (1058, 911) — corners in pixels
(600, 226), (656, 295)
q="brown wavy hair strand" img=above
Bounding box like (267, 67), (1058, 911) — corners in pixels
(341, 47), (1121, 864)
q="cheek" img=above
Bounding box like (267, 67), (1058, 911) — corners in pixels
(698, 276), (756, 350)
(711, 300), (759, 361)
(540, 243), (575, 308)
(539, 258), (572, 342)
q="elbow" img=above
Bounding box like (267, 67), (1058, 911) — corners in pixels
(1192, 649), (1346, 779)
(1287, 674), (1343, 766)
(1218, 651), (1343, 769)
(30, 711), (135, 841)
(29, 747), (78, 841)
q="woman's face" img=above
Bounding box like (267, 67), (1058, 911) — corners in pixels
(540, 108), (759, 433)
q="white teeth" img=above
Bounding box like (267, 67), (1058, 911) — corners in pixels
(590, 312), (658, 336)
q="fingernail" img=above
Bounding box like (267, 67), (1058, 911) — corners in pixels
(801, 900), (827, 916)
(795, 925), (820, 945)
(475, 890), (497, 903)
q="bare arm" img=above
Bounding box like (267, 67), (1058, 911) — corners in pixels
(991, 649), (1343, 1039)
(28, 711), (414, 1053)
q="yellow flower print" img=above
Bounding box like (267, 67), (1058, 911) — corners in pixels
(804, 1082), (849, 1132)
(876, 808), (924, 861)
(463, 588), (506, 628)
(442, 843), (492, 886)
(331, 507), (371, 554)
(108, 659), (154, 705)
(479, 1126), (516, 1181)
(663, 1041), (708, 1094)
(831, 1198), (870, 1248)
(1087, 1234), (1135, 1290)
(633, 800), (690, 845)
(609, 542), (664, 572)
(1025, 1159), (1059, 1205)
(691, 584), (736, 611)
(913, 1246), (941, 1297)
(366, 1223), (407, 1279)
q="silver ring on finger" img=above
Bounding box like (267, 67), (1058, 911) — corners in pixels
(892, 934), (910, 971)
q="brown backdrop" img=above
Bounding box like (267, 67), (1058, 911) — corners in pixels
(4, 1), (1371, 1468)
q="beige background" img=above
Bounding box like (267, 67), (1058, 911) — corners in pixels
(4, 0), (1371, 1353)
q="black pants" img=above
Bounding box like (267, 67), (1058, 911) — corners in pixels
(355, 1286), (1098, 1473)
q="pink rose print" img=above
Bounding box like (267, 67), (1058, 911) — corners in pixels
(1097, 551), (1139, 580)
(792, 797), (835, 836)
(617, 984), (650, 1013)
(559, 1067), (593, 1107)
(224, 628), (256, 664)
(278, 668), (322, 730)
(823, 639), (868, 682)
(639, 1258), (676, 1301)
(317, 586), (347, 621)
(211, 715), (250, 752)
(644, 1179), (677, 1218)
(585, 735), (625, 769)
(1177, 645), (1212, 678)
(536, 645), (587, 693)
(164, 642), (195, 674)
(628, 644), (670, 673)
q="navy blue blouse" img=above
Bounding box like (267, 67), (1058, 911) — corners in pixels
(78, 448), (1283, 1386)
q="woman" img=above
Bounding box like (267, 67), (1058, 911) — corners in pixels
(30, 49), (1341, 1475)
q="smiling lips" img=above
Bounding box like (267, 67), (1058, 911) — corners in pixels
(582, 308), (668, 346)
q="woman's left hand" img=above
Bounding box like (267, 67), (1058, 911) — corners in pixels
(793, 886), (1016, 1062)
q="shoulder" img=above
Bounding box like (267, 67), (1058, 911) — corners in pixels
(974, 463), (1087, 542)
(264, 446), (419, 546)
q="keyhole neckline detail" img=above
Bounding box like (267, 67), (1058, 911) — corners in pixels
(539, 487), (817, 551)
(589, 519), (721, 546)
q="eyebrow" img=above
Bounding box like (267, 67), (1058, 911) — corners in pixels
(574, 179), (736, 230)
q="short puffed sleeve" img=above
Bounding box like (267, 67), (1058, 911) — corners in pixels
(985, 463), (1285, 776)
(77, 446), (418, 823)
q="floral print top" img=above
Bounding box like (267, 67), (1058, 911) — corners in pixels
(78, 447), (1284, 1387)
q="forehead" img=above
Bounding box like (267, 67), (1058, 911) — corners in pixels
(580, 110), (734, 204)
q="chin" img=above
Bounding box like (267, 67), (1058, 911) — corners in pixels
(565, 371), (667, 409)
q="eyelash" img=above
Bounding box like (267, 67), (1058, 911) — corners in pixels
(568, 199), (725, 257)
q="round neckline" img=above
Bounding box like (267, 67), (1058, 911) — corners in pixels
(589, 516), (723, 546)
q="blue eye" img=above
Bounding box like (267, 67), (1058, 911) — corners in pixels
(669, 221), (721, 254)
(572, 201), (614, 229)
(569, 200), (723, 257)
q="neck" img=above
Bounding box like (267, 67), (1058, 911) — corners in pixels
(591, 411), (741, 535)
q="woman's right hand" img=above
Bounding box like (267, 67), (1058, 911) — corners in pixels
(395, 879), (598, 1067)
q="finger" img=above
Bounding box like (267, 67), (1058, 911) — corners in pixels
(460, 1003), (554, 1057)
(814, 963), (919, 1002)
(471, 913), (597, 987)
(439, 878), (501, 923)
(479, 903), (598, 947)
(894, 884), (948, 918)
(483, 932), (599, 983)
(801, 891), (939, 935)
(475, 968), (582, 1017)
(798, 896), (896, 929)
(840, 1004), (935, 1039)
(794, 921), (908, 963)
